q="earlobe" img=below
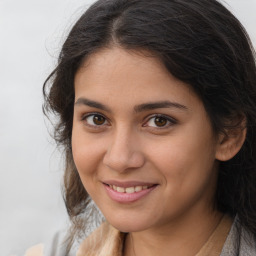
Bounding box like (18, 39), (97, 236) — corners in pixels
(215, 123), (246, 161)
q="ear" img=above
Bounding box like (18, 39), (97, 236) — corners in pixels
(215, 118), (247, 161)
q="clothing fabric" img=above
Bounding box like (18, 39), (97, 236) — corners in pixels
(22, 231), (75, 256)
(77, 215), (231, 256)
(24, 215), (256, 256)
(76, 215), (256, 256)
(220, 216), (256, 256)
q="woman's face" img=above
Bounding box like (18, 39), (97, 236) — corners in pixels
(72, 47), (221, 233)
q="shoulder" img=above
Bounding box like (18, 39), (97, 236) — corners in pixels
(24, 244), (44, 256)
(23, 230), (70, 256)
(76, 222), (125, 256)
(221, 216), (256, 256)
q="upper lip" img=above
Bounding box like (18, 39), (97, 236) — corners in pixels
(102, 180), (157, 188)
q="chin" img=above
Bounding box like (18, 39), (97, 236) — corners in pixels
(105, 214), (152, 233)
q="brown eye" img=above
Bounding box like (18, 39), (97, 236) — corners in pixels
(93, 115), (106, 125)
(85, 114), (107, 126)
(145, 115), (176, 128)
(154, 116), (167, 127)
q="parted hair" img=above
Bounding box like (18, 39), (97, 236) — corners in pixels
(43, 0), (256, 247)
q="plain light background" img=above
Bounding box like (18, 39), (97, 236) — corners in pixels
(0, 0), (255, 255)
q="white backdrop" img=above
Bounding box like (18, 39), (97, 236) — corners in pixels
(0, 0), (255, 255)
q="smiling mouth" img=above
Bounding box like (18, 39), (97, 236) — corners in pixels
(103, 182), (158, 203)
(105, 184), (156, 194)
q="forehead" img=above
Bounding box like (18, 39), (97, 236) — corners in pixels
(74, 47), (201, 110)
(76, 47), (169, 87)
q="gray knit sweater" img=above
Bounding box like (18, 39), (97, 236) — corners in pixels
(25, 216), (256, 255)
(221, 217), (256, 256)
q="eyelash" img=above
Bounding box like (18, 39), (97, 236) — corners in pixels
(81, 113), (177, 129)
(81, 113), (109, 128)
(143, 114), (177, 129)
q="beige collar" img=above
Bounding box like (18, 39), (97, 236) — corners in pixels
(76, 222), (124, 256)
(196, 214), (233, 256)
(77, 215), (232, 256)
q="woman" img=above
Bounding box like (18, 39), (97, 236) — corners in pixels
(41, 0), (256, 255)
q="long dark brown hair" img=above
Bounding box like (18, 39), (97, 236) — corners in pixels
(43, 0), (256, 248)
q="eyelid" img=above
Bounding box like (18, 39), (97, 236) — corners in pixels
(143, 114), (177, 128)
(81, 112), (110, 127)
(79, 112), (177, 129)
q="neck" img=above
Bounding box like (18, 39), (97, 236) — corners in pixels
(123, 210), (223, 256)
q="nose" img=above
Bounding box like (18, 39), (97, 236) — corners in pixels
(103, 128), (145, 172)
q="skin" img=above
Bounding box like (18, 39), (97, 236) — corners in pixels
(72, 47), (226, 255)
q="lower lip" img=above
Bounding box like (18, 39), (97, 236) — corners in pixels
(104, 184), (157, 203)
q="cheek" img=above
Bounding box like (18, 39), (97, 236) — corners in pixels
(148, 137), (218, 217)
(71, 134), (107, 202)
(72, 129), (104, 178)
(147, 130), (217, 188)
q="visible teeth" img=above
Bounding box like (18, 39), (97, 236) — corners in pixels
(110, 185), (150, 193)
(125, 187), (135, 193)
(116, 187), (125, 193)
(135, 186), (143, 192)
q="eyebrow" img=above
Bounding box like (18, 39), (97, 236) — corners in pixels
(74, 97), (188, 113)
(134, 101), (188, 113)
(75, 98), (111, 112)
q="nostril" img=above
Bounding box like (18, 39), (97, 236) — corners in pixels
(103, 144), (145, 172)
